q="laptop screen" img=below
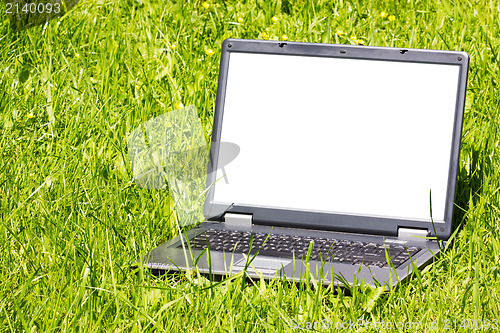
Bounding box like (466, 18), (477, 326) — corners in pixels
(213, 52), (460, 222)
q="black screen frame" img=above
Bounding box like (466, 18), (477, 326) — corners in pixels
(204, 38), (469, 240)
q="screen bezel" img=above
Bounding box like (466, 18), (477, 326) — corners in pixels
(205, 39), (469, 240)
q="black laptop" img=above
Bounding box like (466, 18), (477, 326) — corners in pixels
(142, 39), (469, 288)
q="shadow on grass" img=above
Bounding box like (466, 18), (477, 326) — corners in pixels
(453, 141), (491, 236)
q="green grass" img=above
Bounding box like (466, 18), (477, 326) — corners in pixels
(1, 0), (500, 331)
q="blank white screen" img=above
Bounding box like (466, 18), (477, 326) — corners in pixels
(214, 52), (460, 222)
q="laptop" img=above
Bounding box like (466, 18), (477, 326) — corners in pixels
(143, 38), (469, 288)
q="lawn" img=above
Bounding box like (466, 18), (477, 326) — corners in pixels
(1, 0), (499, 331)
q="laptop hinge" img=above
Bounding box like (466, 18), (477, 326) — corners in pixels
(398, 227), (429, 241)
(224, 213), (252, 227)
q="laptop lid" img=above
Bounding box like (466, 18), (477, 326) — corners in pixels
(205, 39), (469, 240)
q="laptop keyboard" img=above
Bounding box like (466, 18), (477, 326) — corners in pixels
(182, 228), (422, 268)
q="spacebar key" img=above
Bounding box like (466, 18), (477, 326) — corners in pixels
(352, 254), (387, 263)
(255, 249), (295, 259)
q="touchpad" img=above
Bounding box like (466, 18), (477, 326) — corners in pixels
(234, 257), (291, 275)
